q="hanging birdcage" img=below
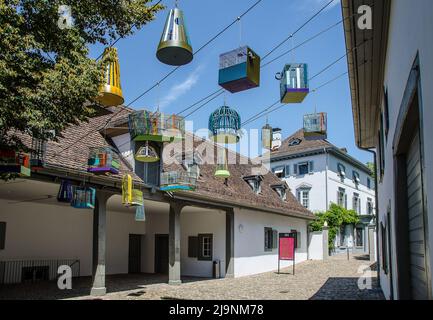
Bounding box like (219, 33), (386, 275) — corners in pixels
(96, 47), (124, 107)
(57, 179), (73, 203)
(219, 46), (261, 93)
(135, 142), (160, 163)
(122, 174), (144, 207)
(156, 6), (193, 66)
(261, 123), (273, 150)
(208, 106), (241, 144)
(30, 137), (47, 169)
(215, 149), (230, 178)
(277, 63), (309, 103)
(87, 147), (120, 174)
(0, 150), (31, 177)
(135, 205), (146, 222)
(303, 112), (327, 140)
(160, 171), (198, 192)
(71, 186), (96, 209)
(128, 110), (185, 143)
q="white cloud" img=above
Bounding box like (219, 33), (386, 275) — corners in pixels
(159, 65), (204, 109)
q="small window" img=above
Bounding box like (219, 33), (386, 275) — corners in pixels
(337, 163), (346, 178)
(0, 222), (6, 250)
(367, 177), (371, 189)
(356, 228), (364, 247)
(272, 184), (288, 201)
(298, 162), (309, 175)
(198, 234), (213, 261)
(264, 228), (277, 251)
(337, 188), (347, 208)
(288, 138), (301, 146)
(353, 193), (360, 214)
(291, 230), (301, 249)
(297, 189), (310, 209)
(353, 171), (360, 185)
(285, 165), (291, 177)
(367, 198), (374, 215)
(272, 166), (285, 178)
(243, 175), (263, 194)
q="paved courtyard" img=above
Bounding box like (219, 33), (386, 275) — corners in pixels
(0, 254), (384, 300)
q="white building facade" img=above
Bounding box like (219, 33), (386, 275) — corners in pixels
(270, 130), (376, 254)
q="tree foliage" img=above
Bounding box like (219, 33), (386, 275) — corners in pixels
(0, 0), (164, 149)
(310, 203), (360, 250)
(366, 162), (376, 180)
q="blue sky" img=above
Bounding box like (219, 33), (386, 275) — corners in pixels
(89, 0), (373, 164)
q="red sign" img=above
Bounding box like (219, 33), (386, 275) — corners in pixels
(279, 237), (295, 260)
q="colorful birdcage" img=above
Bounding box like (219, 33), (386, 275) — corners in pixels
(277, 63), (309, 103)
(303, 112), (327, 140)
(208, 106), (241, 144)
(0, 150), (31, 177)
(128, 110), (185, 143)
(215, 149), (230, 179)
(71, 186), (96, 209)
(218, 46), (261, 93)
(122, 174), (144, 207)
(261, 123), (273, 150)
(156, 6), (193, 66)
(87, 147), (120, 174)
(96, 47), (124, 107)
(160, 171), (198, 192)
(135, 142), (160, 163)
(135, 205), (146, 222)
(57, 179), (74, 203)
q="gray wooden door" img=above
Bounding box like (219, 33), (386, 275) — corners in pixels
(406, 132), (428, 299)
(128, 234), (142, 274)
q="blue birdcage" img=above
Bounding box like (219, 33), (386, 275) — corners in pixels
(208, 106), (241, 144)
(57, 179), (73, 203)
(160, 171), (198, 192)
(71, 186), (96, 209)
(218, 46), (261, 93)
(303, 112), (327, 140)
(277, 63), (309, 103)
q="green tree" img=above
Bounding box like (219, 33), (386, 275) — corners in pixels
(310, 203), (360, 250)
(366, 162), (376, 179)
(0, 0), (164, 150)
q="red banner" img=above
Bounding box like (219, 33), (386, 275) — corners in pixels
(279, 237), (295, 260)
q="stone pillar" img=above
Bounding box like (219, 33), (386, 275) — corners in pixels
(368, 225), (376, 261)
(91, 190), (110, 296)
(322, 226), (329, 260)
(225, 209), (235, 278)
(169, 202), (182, 285)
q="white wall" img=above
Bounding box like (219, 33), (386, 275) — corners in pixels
(376, 0), (433, 300)
(0, 199), (145, 279)
(233, 208), (308, 277)
(308, 231), (323, 260)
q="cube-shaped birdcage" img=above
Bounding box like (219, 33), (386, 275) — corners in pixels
(30, 137), (47, 169)
(160, 171), (198, 192)
(128, 111), (185, 142)
(57, 179), (73, 203)
(87, 147), (120, 174)
(218, 46), (261, 93)
(303, 113), (327, 140)
(71, 186), (96, 209)
(0, 150), (31, 177)
(279, 63), (309, 103)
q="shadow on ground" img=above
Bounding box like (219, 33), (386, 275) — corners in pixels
(310, 277), (385, 300)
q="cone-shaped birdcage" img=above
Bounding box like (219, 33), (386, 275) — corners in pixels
(135, 142), (160, 163)
(122, 174), (144, 207)
(96, 47), (124, 107)
(215, 149), (230, 178)
(303, 112), (327, 140)
(156, 7), (193, 66)
(219, 46), (261, 93)
(277, 63), (309, 104)
(208, 105), (241, 144)
(261, 123), (273, 150)
(87, 147), (120, 174)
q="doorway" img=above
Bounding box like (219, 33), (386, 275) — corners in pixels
(128, 234), (142, 274)
(154, 234), (169, 274)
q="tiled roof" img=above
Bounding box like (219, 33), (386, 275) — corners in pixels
(18, 109), (315, 219)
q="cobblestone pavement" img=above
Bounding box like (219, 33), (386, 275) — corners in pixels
(0, 255), (384, 300)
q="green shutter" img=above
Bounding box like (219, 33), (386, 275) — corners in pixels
(272, 230), (278, 249)
(188, 236), (198, 258)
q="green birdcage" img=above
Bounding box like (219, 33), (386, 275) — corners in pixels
(208, 105), (241, 144)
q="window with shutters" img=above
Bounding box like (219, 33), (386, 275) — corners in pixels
(198, 234), (213, 261)
(353, 171), (360, 186)
(272, 166), (285, 178)
(295, 161), (313, 176)
(353, 193), (360, 214)
(337, 163), (346, 179)
(291, 230), (301, 249)
(337, 188), (347, 208)
(297, 188), (310, 209)
(367, 198), (374, 215)
(264, 228), (277, 252)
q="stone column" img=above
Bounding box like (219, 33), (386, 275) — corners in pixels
(91, 190), (110, 296)
(368, 225), (376, 261)
(322, 226), (329, 260)
(225, 209), (235, 278)
(169, 202), (182, 285)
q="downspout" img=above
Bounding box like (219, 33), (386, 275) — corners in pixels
(324, 148), (329, 211)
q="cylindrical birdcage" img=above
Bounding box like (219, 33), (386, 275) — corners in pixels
(96, 47), (124, 107)
(208, 106), (241, 144)
(157, 7), (193, 66)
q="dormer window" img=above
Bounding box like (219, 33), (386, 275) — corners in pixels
(288, 138), (302, 147)
(271, 184), (288, 201)
(243, 175), (263, 195)
(353, 171), (360, 185)
(272, 166), (285, 178)
(337, 163), (346, 178)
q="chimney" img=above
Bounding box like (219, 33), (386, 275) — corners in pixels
(272, 128), (282, 150)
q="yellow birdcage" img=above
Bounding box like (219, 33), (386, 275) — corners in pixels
(96, 47), (124, 107)
(122, 174), (144, 207)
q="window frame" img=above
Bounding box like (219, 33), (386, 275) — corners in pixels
(353, 193), (360, 214)
(264, 228), (277, 252)
(198, 234), (213, 261)
(355, 227), (364, 247)
(337, 188), (347, 208)
(297, 162), (309, 175)
(297, 188), (310, 209)
(337, 163), (346, 178)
